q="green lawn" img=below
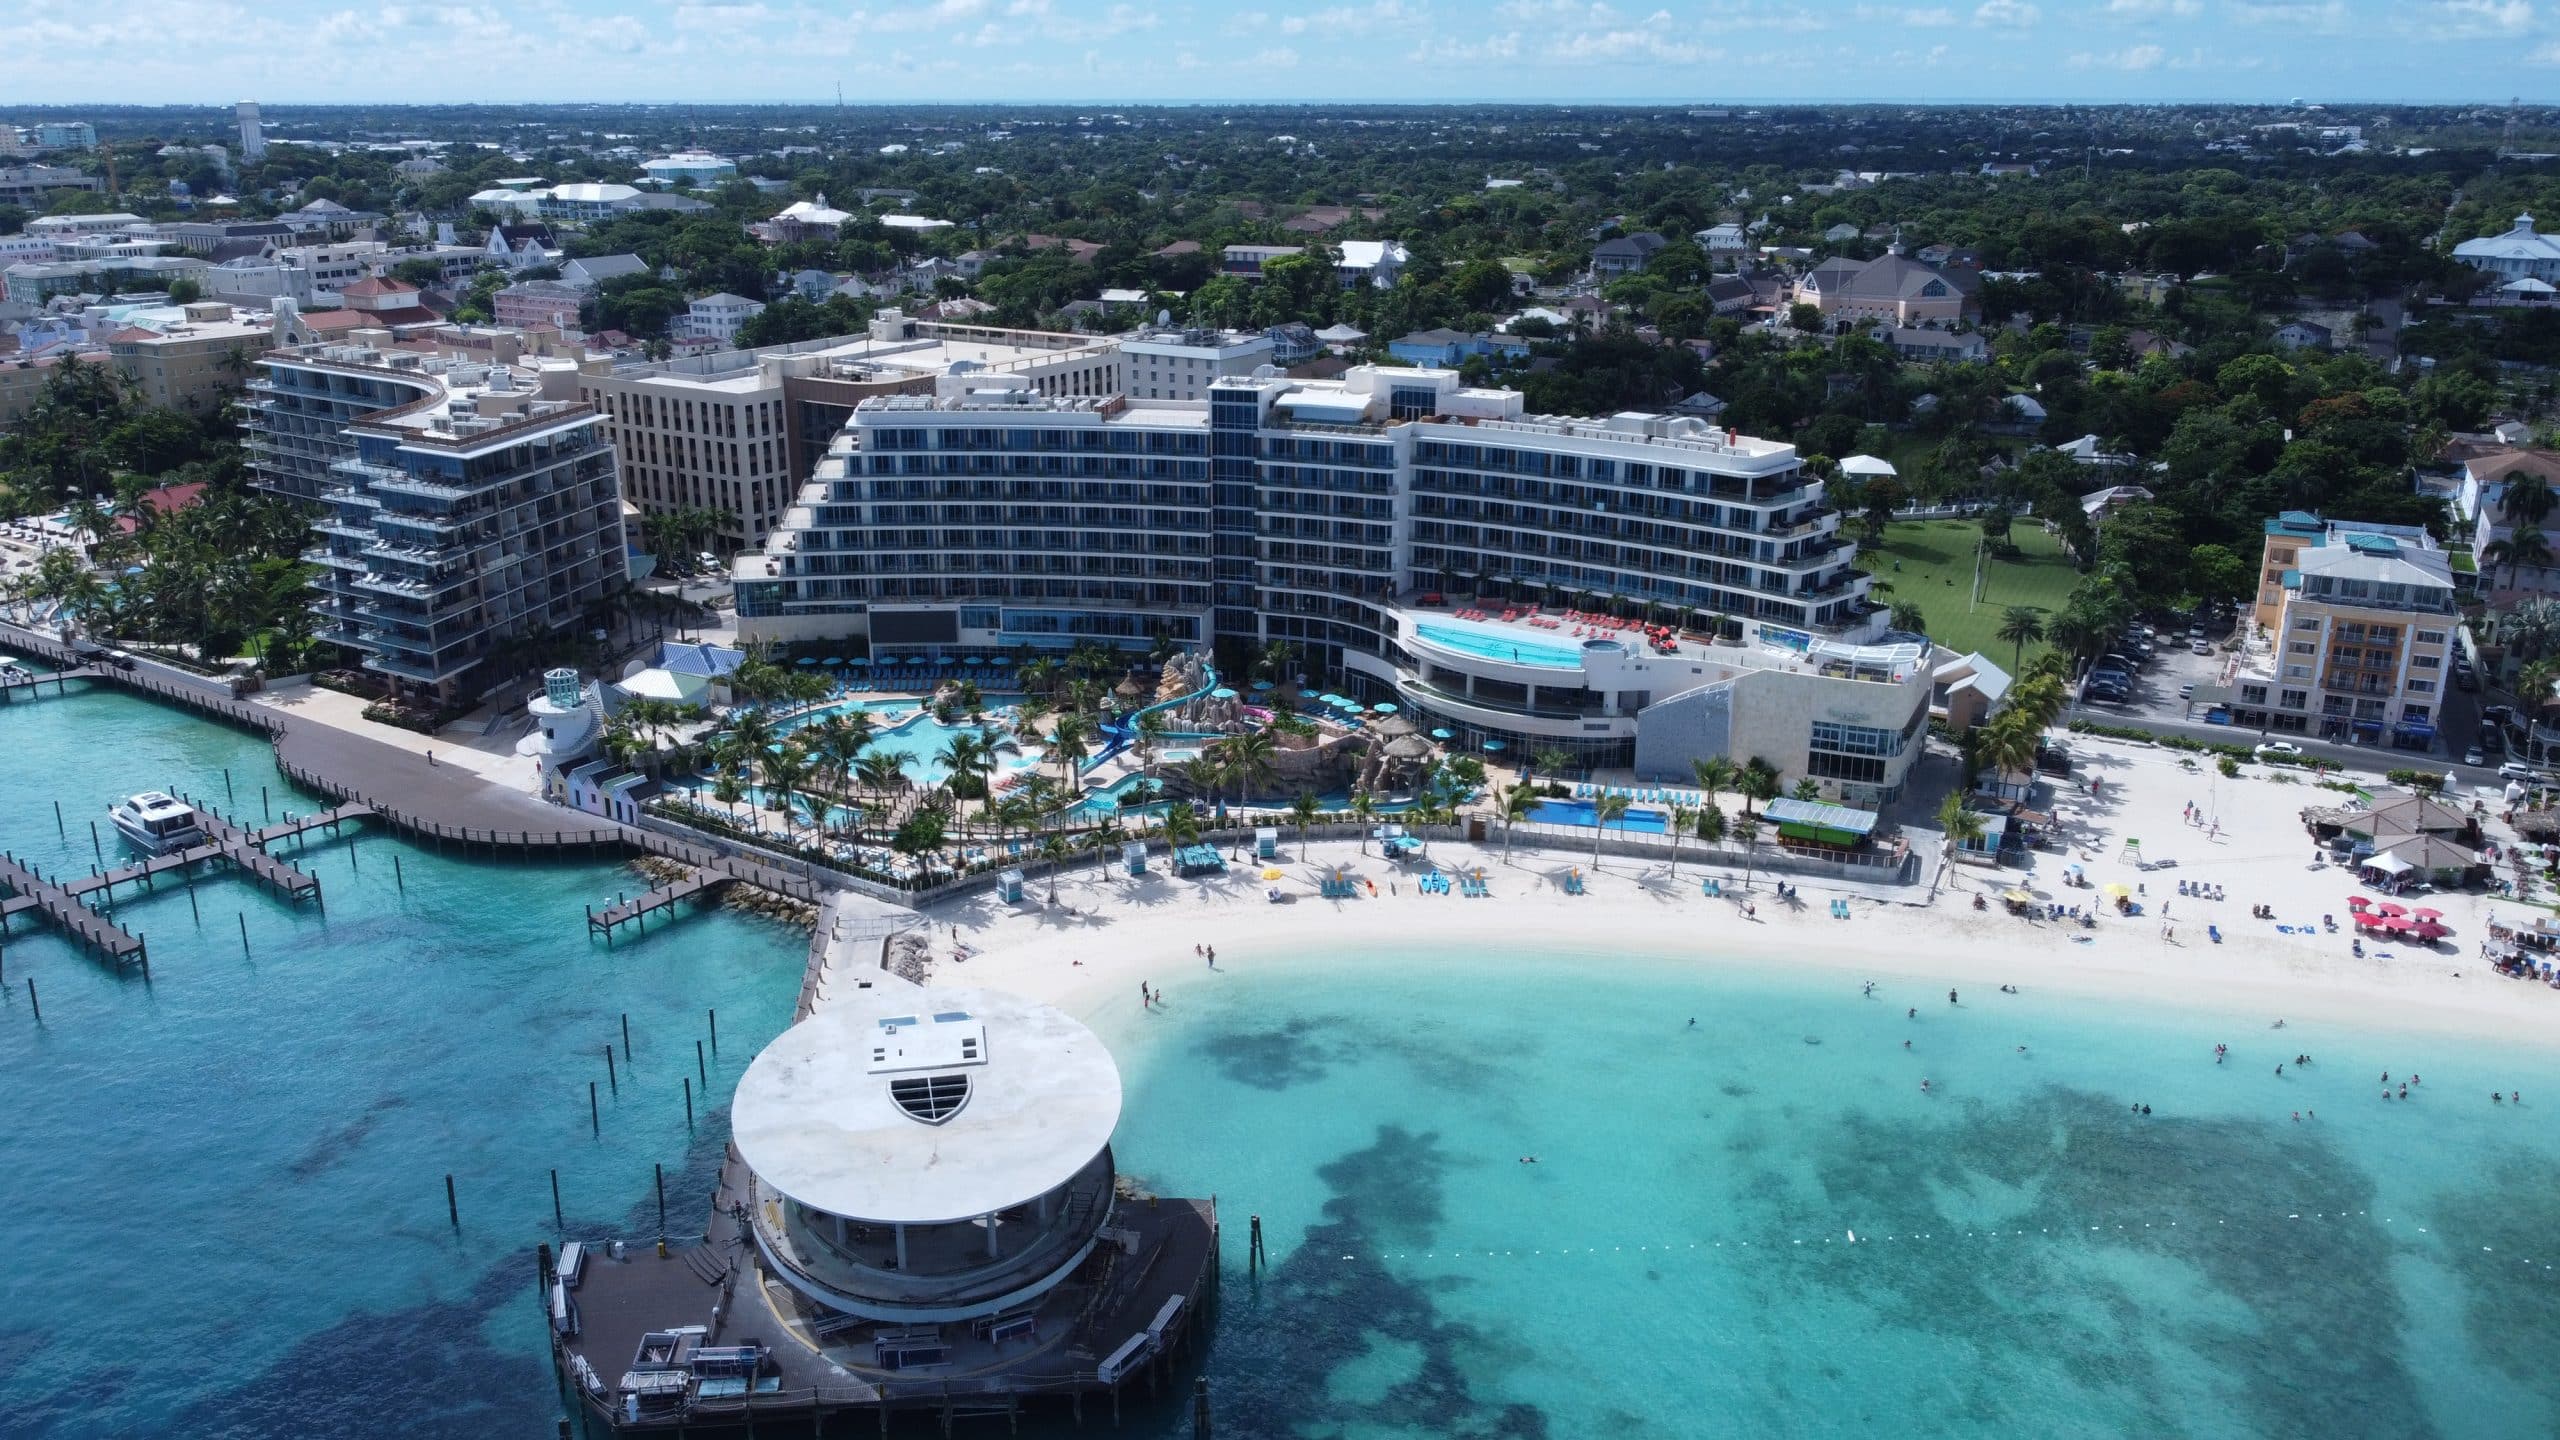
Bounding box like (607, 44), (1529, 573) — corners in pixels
(1861, 519), (2080, 666)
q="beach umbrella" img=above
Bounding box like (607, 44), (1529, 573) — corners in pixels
(2101, 882), (2132, 899)
(2412, 921), (2452, 939)
(1482, 739), (1507, 751)
(824, 656), (845, 667)
(1251, 680), (1274, 692)
(795, 656), (817, 666)
(1211, 687), (1237, 699)
(2001, 887), (2035, 905)
(2346, 895), (2372, 909)
(1374, 702), (1398, 713)
(1261, 867), (1285, 881)
(2412, 907), (2444, 919)
(2375, 901), (2409, 916)
(1430, 727), (1454, 740)
(848, 656), (870, 666)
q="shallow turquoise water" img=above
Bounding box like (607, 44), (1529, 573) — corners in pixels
(1090, 949), (2560, 1440)
(0, 687), (806, 1438)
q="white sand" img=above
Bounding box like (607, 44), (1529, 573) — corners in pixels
(880, 738), (2560, 1050)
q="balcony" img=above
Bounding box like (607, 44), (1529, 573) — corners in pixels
(361, 649), (469, 684)
(301, 547), (367, 571)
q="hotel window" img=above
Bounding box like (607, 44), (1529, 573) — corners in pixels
(2279, 689), (2308, 709)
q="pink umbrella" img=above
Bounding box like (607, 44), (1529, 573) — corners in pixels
(2412, 921), (2452, 940)
(2348, 895), (2374, 909)
(2412, 907), (2444, 920)
(2374, 902), (2410, 917)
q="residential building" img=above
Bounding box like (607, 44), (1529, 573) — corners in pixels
(1120, 326), (1275, 400)
(2237, 513), (2457, 749)
(675, 293), (766, 347)
(1591, 231), (1668, 278)
(25, 211), (146, 239)
(737, 365), (1905, 798)
(260, 342), (624, 701)
(2272, 319), (2332, 352)
(485, 224), (562, 270)
(495, 279), (587, 332)
(1385, 329), (1530, 368)
(101, 302), (270, 412)
(1873, 325), (1989, 363)
(560, 254), (650, 290)
(158, 219), (298, 256)
(2454, 447), (2560, 600)
(3, 254), (210, 304)
(763, 194), (854, 243)
(641, 152), (736, 187)
(1693, 223), (1748, 260)
(1220, 244), (1305, 278)
(0, 166), (106, 206)
(276, 199), (385, 240)
(1796, 245), (1980, 325)
(1334, 239), (1409, 288)
(0, 351), (94, 428)
(536, 183), (646, 223)
(2453, 213), (2560, 284)
(30, 121), (96, 149)
(236, 101), (264, 162)
(577, 313), (1120, 549)
(1263, 322), (1320, 366)
(0, 234), (54, 265)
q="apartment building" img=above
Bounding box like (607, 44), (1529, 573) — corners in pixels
(101, 302), (271, 412)
(736, 365), (1912, 797)
(1118, 326), (1274, 400)
(262, 343), (625, 701)
(2234, 513), (2456, 749)
(578, 313), (1120, 551)
(674, 293), (765, 346)
(495, 279), (587, 332)
(0, 165), (104, 206)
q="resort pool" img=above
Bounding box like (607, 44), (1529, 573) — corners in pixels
(1528, 798), (1669, 833)
(1413, 622), (1586, 669)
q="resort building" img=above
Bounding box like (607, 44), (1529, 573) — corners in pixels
(250, 341), (626, 701)
(1796, 245), (1980, 326)
(2452, 447), (2560, 602)
(1118, 325), (1273, 401)
(100, 302), (272, 413)
(2453, 213), (2560, 285)
(737, 364), (1920, 798)
(578, 313), (1121, 551)
(640, 152), (736, 187)
(2233, 512), (2458, 748)
(729, 986), (1122, 1323)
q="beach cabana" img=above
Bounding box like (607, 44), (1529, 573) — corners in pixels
(1253, 826), (1279, 861)
(996, 868), (1025, 903)
(1122, 842), (1148, 876)
(1764, 797), (1880, 850)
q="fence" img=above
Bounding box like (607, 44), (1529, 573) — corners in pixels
(1491, 817), (1918, 883)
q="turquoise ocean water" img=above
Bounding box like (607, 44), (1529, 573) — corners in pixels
(0, 688), (806, 1439)
(9, 691), (2560, 1437)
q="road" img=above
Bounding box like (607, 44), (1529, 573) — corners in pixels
(2063, 704), (2510, 791)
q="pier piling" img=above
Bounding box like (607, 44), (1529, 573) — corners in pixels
(25, 978), (36, 1022)
(187, 885), (198, 923)
(696, 1038), (706, 1085)
(708, 1007), (718, 1053)
(551, 1169), (564, 1231)
(261, 785), (269, 822)
(53, 799), (62, 837)
(621, 1012), (631, 1054)
(1249, 1215), (1263, 1273)
(223, 767), (234, 805)
(393, 854), (403, 892)
(683, 1076), (693, 1129)
(237, 912), (249, 959)
(446, 1173), (459, 1229)
(605, 1044), (617, 1094)
(88, 820), (101, 867)
(589, 1081), (599, 1137)
(1194, 1380), (1212, 1440)
(654, 1162), (666, 1243)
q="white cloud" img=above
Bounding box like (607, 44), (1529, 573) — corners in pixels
(2102, 0), (2200, 14)
(1972, 0), (2038, 25)
(2431, 0), (2534, 37)
(2230, 0), (2347, 27)
(1248, 45), (1300, 67)
(2530, 38), (2560, 61)
(1900, 6), (1959, 23)
(2067, 42), (2165, 69)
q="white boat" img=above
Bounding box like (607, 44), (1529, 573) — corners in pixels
(110, 791), (202, 854)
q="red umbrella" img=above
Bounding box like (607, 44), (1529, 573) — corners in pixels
(2412, 907), (2444, 919)
(2375, 902), (2410, 917)
(2348, 895), (2374, 910)
(2412, 921), (2452, 940)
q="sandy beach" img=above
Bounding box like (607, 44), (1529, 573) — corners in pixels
(823, 735), (2560, 1049)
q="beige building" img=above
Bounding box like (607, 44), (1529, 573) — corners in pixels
(1797, 246), (1980, 326)
(102, 302), (271, 413)
(578, 311), (1120, 552)
(2234, 514), (2457, 748)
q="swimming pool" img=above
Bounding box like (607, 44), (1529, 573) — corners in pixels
(1528, 799), (1669, 833)
(1413, 623), (1586, 669)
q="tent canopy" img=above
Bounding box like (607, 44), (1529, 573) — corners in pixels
(2362, 852), (2416, 877)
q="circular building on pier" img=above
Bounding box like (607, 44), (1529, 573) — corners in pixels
(730, 986), (1122, 1324)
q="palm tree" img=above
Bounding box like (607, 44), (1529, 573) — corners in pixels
(1041, 832), (1073, 904)
(1995, 605), (2047, 670)
(1163, 800), (1202, 850)
(855, 750), (913, 798)
(1887, 599), (1927, 634)
(1500, 781), (1537, 861)
(1290, 790), (1322, 860)
(2505, 469), (2557, 527)
(759, 748), (812, 842)
(2497, 599), (2560, 667)
(1934, 790), (1987, 891)
(938, 731), (994, 800)
(2044, 608), (2105, 668)
(1534, 747), (1574, 783)
(1050, 712), (1092, 794)
(2486, 528), (2554, 593)
(1134, 706), (1169, 768)
(1735, 811), (1762, 886)
(1219, 729), (1278, 813)
(1349, 788), (1377, 852)
(1691, 755), (1735, 818)
(807, 712), (873, 805)
(1668, 802), (1699, 878)
(1592, 792), (1629, 869)
(1736, 757), (1781, 816)
(1697, 798), (1728, 850)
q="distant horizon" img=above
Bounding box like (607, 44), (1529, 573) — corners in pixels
(8, 0), (2560, 109)
(0, 96), (2533, 112)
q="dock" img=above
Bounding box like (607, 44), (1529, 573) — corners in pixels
(0, 664), (95, 701)
(587, 866), (735, 937)
(0, 852), (147, 966)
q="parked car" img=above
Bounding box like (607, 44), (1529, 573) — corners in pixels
(2190, 639), (2214, 655)
(2500, 761), (2548, 783)
(2186, 625), (2207, 641)
(2254, 741), (2305, 761)
(2454, 668), (2478, 692)
(2035, 743), (2072, 776)
(2466, 745), (2487, 766)
(2178, 683), (2195, 699)
(2481, 728), (2505, 756)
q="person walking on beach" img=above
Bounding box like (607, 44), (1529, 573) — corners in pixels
(1948, 989), (1958, 1006)
(1206, 945), (1216, 968)
(1140, 983), (1151, 1009)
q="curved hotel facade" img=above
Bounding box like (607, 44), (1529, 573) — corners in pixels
(737, 365), (1936, 803)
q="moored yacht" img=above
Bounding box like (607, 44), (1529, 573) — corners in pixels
(110, 792), (202, 855)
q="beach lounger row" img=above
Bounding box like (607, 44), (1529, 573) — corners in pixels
(1576, 784), (1705, 806)
(1562, 869), (1585, 894)
(1419, 870), (1451, 895)
(1460, 872), (1489, 897)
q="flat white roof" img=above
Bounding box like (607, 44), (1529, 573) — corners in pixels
(731, 985), (1123, 1225)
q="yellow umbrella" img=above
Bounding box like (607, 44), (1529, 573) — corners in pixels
(1261, 867), (1285, 881)
(2001, 887), (2035, 904)
(2101, 883), (2132, 899)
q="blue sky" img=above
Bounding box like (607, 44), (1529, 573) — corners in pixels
(8, 1), (2560, 105)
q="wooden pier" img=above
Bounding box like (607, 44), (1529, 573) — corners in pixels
(0, 664), (95, 701)
(0, 852), (146, 966)
(587, 866), (734, 938)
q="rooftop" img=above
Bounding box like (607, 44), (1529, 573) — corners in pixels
(730, 986), (1123, 1225)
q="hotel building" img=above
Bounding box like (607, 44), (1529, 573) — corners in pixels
(2232, 512), (2457, 749)
(737, 365), (1936, 802)
(249, 341), (625, 701)
(579, 312), (1120, 551)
